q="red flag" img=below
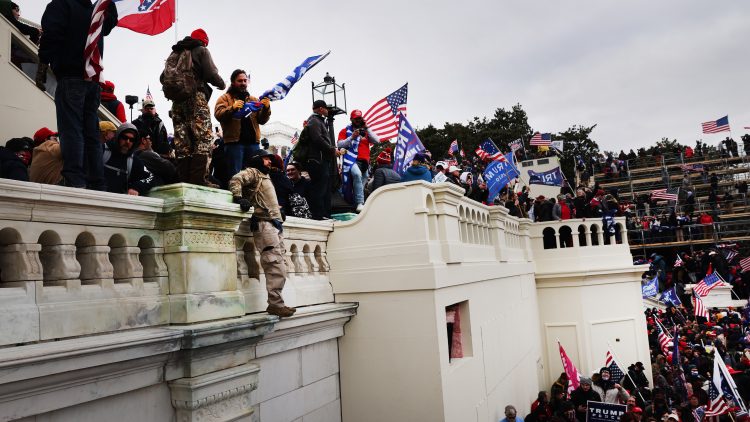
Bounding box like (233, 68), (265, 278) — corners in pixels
(558, 342), (580, 393)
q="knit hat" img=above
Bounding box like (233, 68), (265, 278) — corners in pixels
(579, 377), (592, 385)
(190, 28), (209, 46)
(376, 148), (392, 165)
(33, 127), (57, 146)
(5, 137), (32, 152)
(99, 121), (117, 133)
(101, 80), (115, 93)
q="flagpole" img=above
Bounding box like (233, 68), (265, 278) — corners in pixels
(174, 0), (179, 43)
(606, 341), (647, 404)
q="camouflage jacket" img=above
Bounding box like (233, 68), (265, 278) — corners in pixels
(228, 168), (282, 221)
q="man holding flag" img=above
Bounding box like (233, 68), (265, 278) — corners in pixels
(215, 69), (272, 179)
(337, 110), (380, 212)
(37, 0), (119, 190)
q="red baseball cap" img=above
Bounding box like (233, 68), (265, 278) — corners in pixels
(33, 127), (58, 146)
(350, 109), (363, 119)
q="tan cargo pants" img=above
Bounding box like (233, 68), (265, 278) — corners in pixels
(253, 220), (287, 307)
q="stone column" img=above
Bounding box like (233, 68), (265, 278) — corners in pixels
(76, 245), (114, 286)
(0, 243), (43, 345)
(149, 184), (247, 324)
(431, 185), (464, 264)
(489, 206), (509, 262)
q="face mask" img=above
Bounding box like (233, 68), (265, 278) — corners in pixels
(602, 374), (610, 381)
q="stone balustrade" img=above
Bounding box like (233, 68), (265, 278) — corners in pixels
(529, 217), (633, 275)
(0, 179), (334, 346)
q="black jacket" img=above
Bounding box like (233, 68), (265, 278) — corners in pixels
(133, 149), (177, 187)
(304, 113), (334, 162)
(133, 114), (171, 155)
(269, 170), (294, 218)
(0, 147), (28, 181)
(103, 141), (155, 195)
(39, 0), (118, 78)
(371, 165), (401, 192)
(0, 1), (40, 43)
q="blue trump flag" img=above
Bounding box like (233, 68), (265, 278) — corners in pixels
(659, 286), (682, 305)
(484, 152), (520, 203)
(528, 167), (564, 187)
(260, 51), (330, 101)
(392, 115), (425, 176)
(642, 276), (658, 298)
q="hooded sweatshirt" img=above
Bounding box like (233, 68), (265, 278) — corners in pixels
(401, 164), (432, 183)
(103, 123), (155, 195)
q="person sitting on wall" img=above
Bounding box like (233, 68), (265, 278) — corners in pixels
(29, 127), (63, 185)
(102, 123), (156, 196)
(0, 137), (31, 181)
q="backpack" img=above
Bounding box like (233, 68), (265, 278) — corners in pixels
(161, 49), (197, 102)
(291, 126), (312, 165)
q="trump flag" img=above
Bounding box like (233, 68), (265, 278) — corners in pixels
(484, 152), (519, 203)
(114, 0), (176, 35)
(392, 115), (426, 176)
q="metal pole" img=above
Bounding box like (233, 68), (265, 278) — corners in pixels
(174, 0), (179, 43)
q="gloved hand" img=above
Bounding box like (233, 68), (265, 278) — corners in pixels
(233, 196), (251, 212)
(271, 218), (283, 234)
(260, 98), (271, 109)
(35, 63), (48, 91)
(232, 102), (263, 119)
(232, 99), (245, 110)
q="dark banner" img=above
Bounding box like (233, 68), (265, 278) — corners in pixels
(587, 401), (627, 422)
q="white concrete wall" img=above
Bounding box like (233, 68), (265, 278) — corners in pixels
(530, 219), (652, 386)
(329, 182), (543, 422)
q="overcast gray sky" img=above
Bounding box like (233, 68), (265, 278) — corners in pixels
(21, 1), (750, 151)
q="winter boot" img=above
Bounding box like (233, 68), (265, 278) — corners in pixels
(189, 154), (219, 188)
(266, 305), (296, 318)
(176, 157), (192, 184)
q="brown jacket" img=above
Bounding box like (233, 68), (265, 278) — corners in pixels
(29, 140), (63, 185)
(228, 167), (282, 221)
(214, 92), (271, 144)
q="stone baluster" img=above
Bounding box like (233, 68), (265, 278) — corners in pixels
(109, 246), (144, 286)
(0, 243), (43, 283)
(235, 237), (249, 287)
(289, 244), (305, 274)
(304, 245), (320, 274)
(39, 244), (81, 287)
(139, 247), (169, 292)
(315, 247), (331, 273)
(76, 245), (114, 286)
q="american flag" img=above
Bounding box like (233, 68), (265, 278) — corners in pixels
(674, 254), (684, 268)
(694, 290), (709, 319)
(702, 116), (730, 134)
(694, 272), (725, 297)
(145, 86), (153, 102)
(693, 406), (706, 422)
(656, 321), (673, 357)
(707, 354), (731, 416)
(530, 132), (552, 146)
(475, 139), (507, 162)
(740, 257), (750, 272)
(509, 139), (523, 152)
(680, 163), (705, 173)
(84, 0), (113, 82)
(605, 350), (625, 383)
(290, 131), (299, 145)
(363, 83), (408, 141)
(722, 249), (738, 263)
(651, 187), (679, 201)
(448, 140), (459, 156)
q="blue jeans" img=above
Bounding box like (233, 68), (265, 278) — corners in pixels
(350, 163), (368, 205)
(55, 78), (105, 189)
(224, 142), (260, 177)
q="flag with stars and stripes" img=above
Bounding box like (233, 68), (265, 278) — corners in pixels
(290, 131), (299, 145)
(674, 254), (684, 268)
(363, 83), (408, 141)
(655, 321), (673, 357)
(741, 257), (750, 273)
(722, 249), (738, 263)
(694, 272), (725, 297)
(448, 140), (459, 156)
(693, 290), (709, 319)
(530, 132), (552, 146)
(651, 187), (679, 201)
(260, 51), (330, 101)
(475, 139), (507, 162)
(707, 354), (731, 416)
(145, 86), (154, 102)
(702, 116), (730, 134)
(84, 0), (112, 82)
(604, 350), (625, 383)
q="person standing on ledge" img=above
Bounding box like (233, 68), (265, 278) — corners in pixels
(229, 150), (296, 318)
